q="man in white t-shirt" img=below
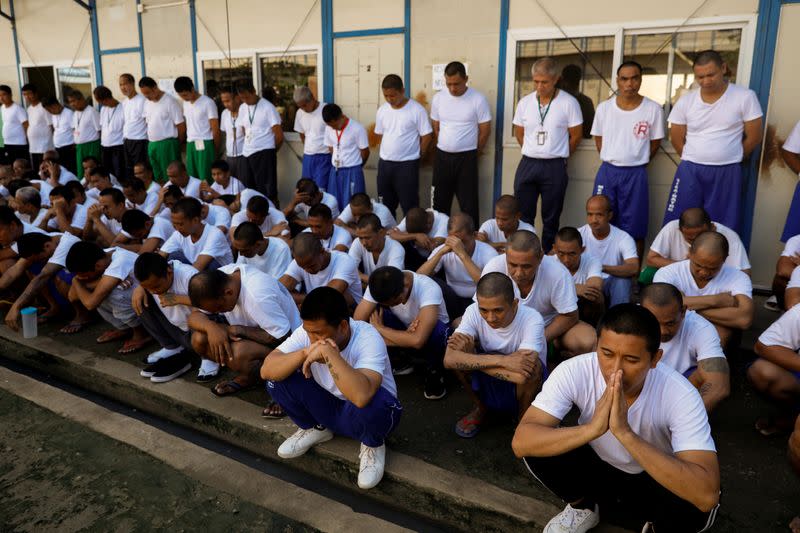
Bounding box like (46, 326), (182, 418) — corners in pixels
(189, 263), (300, 397)
(578, 195), (639, 306)
(349, 213), (405, 287)
(663, 50), (763, 232)
(139, 76), (185, 182)
(375, 74), (433, 218)
(119, 73), (149, 181)
(418, 212), (497, 318)
(780, 120), (800, 246)
(122, 178), (159, 218)
(445, 272), (545, 438)
(476, 194), (535, 252)
(218, 87), (245, 179)
(67, 90), (101, 179)
(93, 86), (126, 182)
(43, 97), (76, 175)
(159, 197), (233, 271)
(232, 221), (292, 280)
(229, 194), (288, 240)
(430, 61), (491, 225)
(388, 206), (449, 270)
(512, 304), (720, 533)
(303, 202), (352, 253)
(354, 265), (450, 401)
(237, 82), (283, 201)
(22, 84), (53, 171)
(65, 241), (152, 354)
(772, 234), (800, 311)
(201, 159), (245, 203)
(592, 61), (664, 256)
(175, 76), (220, 183)
(512, 57), (583, 252)
(165, 161), (202, 199)
(552, 226), (605, 325)
(284, 178), (340, 233)
(13, 186), (46, 228)
(322, 103), (369, 210)
(641, 282), (730, 412)
(41, 185), (88, 238)
(280, 232), (362, 307)
(118, 208), (172, 254)
(293, 86), (331, 191)
(653, 231), (754, 346)
(133, 160), (161, 195)
(336, 192), (397, 237)
(84, 187), (128, 247)
(0, 85), (30, 165)
(262, 287), (401, 490)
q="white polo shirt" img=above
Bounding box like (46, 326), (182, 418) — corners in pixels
(363, 270), (449, 325)
(122, 93), (148, 140)
(283, 250), (362, 304)
(100, 104), (125, 147)
(429, 240), (498, 298)
(72, 106), (101, 144)
(513, 90), (582, 159)
(653, 260), (752, 298)
(578, 224), (638, 279)
(375, 99), (432, 161)
(241, 98), (282, 156)
(649, 220), (750, 271)
(659, 310), (725, 375)
(324, 118), (369, 168)
(430, 87), (492, 153)
(184, 94), (218, 142)
(478, 218), (535, 244)
(144, 93), (184, 142)
(235, 236), (292, 280)
(456, 303), (546, 365)
(590, 96), (665, 166)
(51, 108), (74, 148)
(27, 102), (53, 153)
(294, 101), (329, 155)
(221, 109), (244, 158)
(1, 103), (28, 145)
(338, 200), (397, 229)
(348, 236), (405, 277)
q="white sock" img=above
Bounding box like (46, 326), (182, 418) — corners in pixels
(199, 358), (220, 376)
(147, 346), (182, 364)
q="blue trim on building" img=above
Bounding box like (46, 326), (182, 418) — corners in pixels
(8, 0), (22, 95)
(493, 0), (509, 203)
(189, 0), (199, 87)
(88, 0), (103, 86)
(332, 27), (404, 39)
(404, 0), (411, 89)
(100, 46), (141, 56)
(321, 0), (334, 102)
(136, 0), (146, 75)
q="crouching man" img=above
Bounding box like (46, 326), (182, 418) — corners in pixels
(512, 304), (720, 533)
(261, 287), (402, 490)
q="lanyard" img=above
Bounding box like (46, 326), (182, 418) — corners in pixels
(247, 101), (258, 123)
(335, 118), (349, 148)
(537, 89), (557, 127)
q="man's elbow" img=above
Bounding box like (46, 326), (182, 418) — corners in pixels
(735, 310), (754, 330)
(410, 335), (427, 351)
(695, 489), (720, 514)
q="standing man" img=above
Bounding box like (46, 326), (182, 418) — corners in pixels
(591, 61), (664, 257)
(663, 49), (763, 231)
(175, 76), (220, 183)
(67, 90), (101, 177)
(22, 84), (53, 170)
(375, 74), (433, 219)
(237, 81), (283, 201)
(512, 57), (583, 252)
(119, 73), (149, 181)
(0, 85), (28, 165)
(139, 76), (185, 183)
(93, 86), (126, 182)
(43, 97), (76, 175)
(293, 86), (330, 191)
(430, 61), (491, 224)
(219, 86), (245, 180)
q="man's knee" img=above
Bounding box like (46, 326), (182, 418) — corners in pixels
(715, 325), (734, 348)
(561, 321), (597, 355)
(191, 330), (208, 355)
(748, 358), (786, 392)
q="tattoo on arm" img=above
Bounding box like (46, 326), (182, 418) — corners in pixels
(698, 357), (730, 374)
(325, 359), (340, 381)
(453, 362), (484, 371)
(699, 382), (713, 397)
(490, 371), (512, 382)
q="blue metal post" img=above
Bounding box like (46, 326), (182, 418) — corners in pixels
(8, 0), (22, 95)
(493, 0), (509, 202)
(189, 0), (199, 87)
(321, 0), (334, 102)
(404, 0), (411, 89)
(88, 0), (103, 86)
(136, 0), (146, 76)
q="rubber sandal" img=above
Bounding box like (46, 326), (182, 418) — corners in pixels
(212, 378), (256, 397)
(261, 401), (286, 419)
(755, 416), (793, 437)
(455, 410), (484, 438)
(118, 337), (152, 354)
(60, 321), (91, 334)
(96, 329), (131, 344)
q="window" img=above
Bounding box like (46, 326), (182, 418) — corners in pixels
(260, 53), (318, 133)
(57, 67), (93, 103)
(202, 57), (254, 108)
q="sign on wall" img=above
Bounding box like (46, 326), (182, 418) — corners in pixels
(432, 62), (469, 92)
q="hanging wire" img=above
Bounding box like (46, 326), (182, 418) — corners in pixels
(640, 0), (712, 69)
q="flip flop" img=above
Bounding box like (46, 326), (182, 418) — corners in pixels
(118, 337), (152, 354)
(455, 409), (485, 438)
(212, 378), (256, 397)
(755, 416), (793, 437)
(60, 321), (92, 334)
(96, 329), (131, 344)
(261, 400), (286, 419)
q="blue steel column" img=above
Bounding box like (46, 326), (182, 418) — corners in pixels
(493, 0), (509, 202)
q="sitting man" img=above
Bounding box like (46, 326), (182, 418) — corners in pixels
(200, 159), (245, 203)
(283, 177), (340, 233)
(232, 221), (292, 280)
(280, 232), (362, 307)
(229, 193), (288, 240)
(188, 263), (300, 398)
(85, 187), (128, 246)
(512, 304), (720, 533)
(41, 185), (88, 237)
(134, 160), (162, 194)
(482, 230), (596, 358)
(418, 212), (497, 318)
(122, 177), (160, 217)
(165, 160), (202, 199)
(578, 195), (639, 306)
(14, 186), (46, 227)
(116, 209), (174, 253)
(348, 213), (405, 286)
(85, 165), (122, 202)
(0, 206), (46, 273)
(445, 272), (545, 438)
(303, 203), (352, 252)
(654, 231), (753, 347)
(354, 265), (451, 400)
(476, 194), (535, 251)
(772, 233), (800, 310)
(552, 227), (605, 326)
(261, 287), (401, 490)
(388, 206), (449, 271)
(641, 282), (730, 412)
(159, 197), (233, 270)
(65, 241), (151, 354)
(335, 192), (397, 237)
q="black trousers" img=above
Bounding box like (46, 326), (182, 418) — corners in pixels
(377, 158), (420, 219)
(139, 295), (193, 352)
(56, 144), (76, 175)
(1, 144), (29, 166)
(123, 138), (149, 182)
(432, 148), (479, 224)
(102, 144), (126, 183)
(523, 445), (719, 533)
(30, 152), (44, 172)
(513, 156), (569, 252)
(226, 155), (244, 183)
(242, 148), (278, 202)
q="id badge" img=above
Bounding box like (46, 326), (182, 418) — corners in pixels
(537, 131), (547, 146)
(245, 129), (253, 144)
(194, 139), (205, 151)
(74, 129), (80, 143)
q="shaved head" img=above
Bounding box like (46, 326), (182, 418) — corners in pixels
(167, 161), (186, 174)
(641, 282), (683, 308)
(495, 194), (519, 213)
(586, 194), (612, 213)
(691, 231), (729, 259)
(476, 272), (515, 305)
(508, 230), (542, 256)
(292, 232), (322, 259)
(679, 207), (712, 230)
(448, 212), (474, 233)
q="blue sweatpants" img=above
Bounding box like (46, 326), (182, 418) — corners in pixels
(594, 162), (649, 240)
(267, 371), (402, 447)
(471, 360), (549, 414)
(302, 153), (332, 191)
(327, 165), (366, 211)
(782, 181), (800, 242)
(603, 275), (632, 306)
(382, 308), (449, 371)
(662, 160), (743, 232)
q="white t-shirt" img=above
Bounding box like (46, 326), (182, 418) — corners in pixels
(324, 118), (369, 168)
(235, 237), (292, 280)
(184, 95), (218, 142)
(782, 234), (800, 257)
(429, 240), (498, 298)
(144, 93), (184, 141)
(513, 90), (582, 159)
(47, 231), (81, 269)
(152, 260), (197, 332)
(241, 98), (282, 155)
(17, 208), (47, 227)
(456, 303), (546, 365)
(375, 99), (432, 161)
(131, 215), (173, 242)
(72, 106), (101, 144)
(293, 101), (329, 155)
(533, 353), (715, 474)
(160, 223), (233, 265)
(348, 236), (405, 277)
(126, 191), (160, 216)
(220, 109), (245, 158)
(230, 207), (287, 235)
(1, 103), (28, 145)
(363, 270), (449, 325)
(783, 120), (800, 156)
(653, 260), (752, 298)
(590, 96), (665, 166)
(758, 304), (800, 355)
(571, 253), (604, 285)
(10, 222), (46, 253)
(668, 83), (763, 165)
(787, 266), (800, 290)
(204, 203), (231, 230)
(122, 93), (148, 140)
(338, 200), (397, 229)
(396, 208), (450, 258)
(302, 224), (352, 251)
(26, 102), (53, 153)
(211, 176), (245, 196)
(103, 247), (139, 286)
(578, 224), (638, 279)
(294, 192), (340, 220)
(217, 263), (301, 338)
(168, 176), (203, 200)
(284, 251), (362, 304)
(660, 310), (725, 374)
(239, 188), (276, 211)
(430, 87), (492, 153)
(478, 218), (535, 244)
(276, 319), (397, 400)
(51, 108), (74, 148)
(99, 104), (124, 147)
(481, 254), (577, 326)
(47, 202), (88, 232)
(649, 220), (751, 271)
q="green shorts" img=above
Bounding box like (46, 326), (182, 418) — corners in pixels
(186, 139), (215, 182)
(75, 140), (101, 172)
(638, 265), (659, 286)
(147, 137), (181, 182)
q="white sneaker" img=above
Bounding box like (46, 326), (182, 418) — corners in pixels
(764, 295), (780, 312)
(277, 427), (333, 459)
(357, 443), (386, 489)
(147, 346), (181, 364)
(641, 522), (653, 533)
(544, 503), (600, 533)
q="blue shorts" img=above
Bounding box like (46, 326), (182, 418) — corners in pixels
(302, 153), (332, 190)
(662, 160), (743, 232)
(682, 365), (697, 379)
(594, 162), (649, 240)
(327, 164), (366, 213)
(471, 363), (549, 414)
(782, 181), (800, 242)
